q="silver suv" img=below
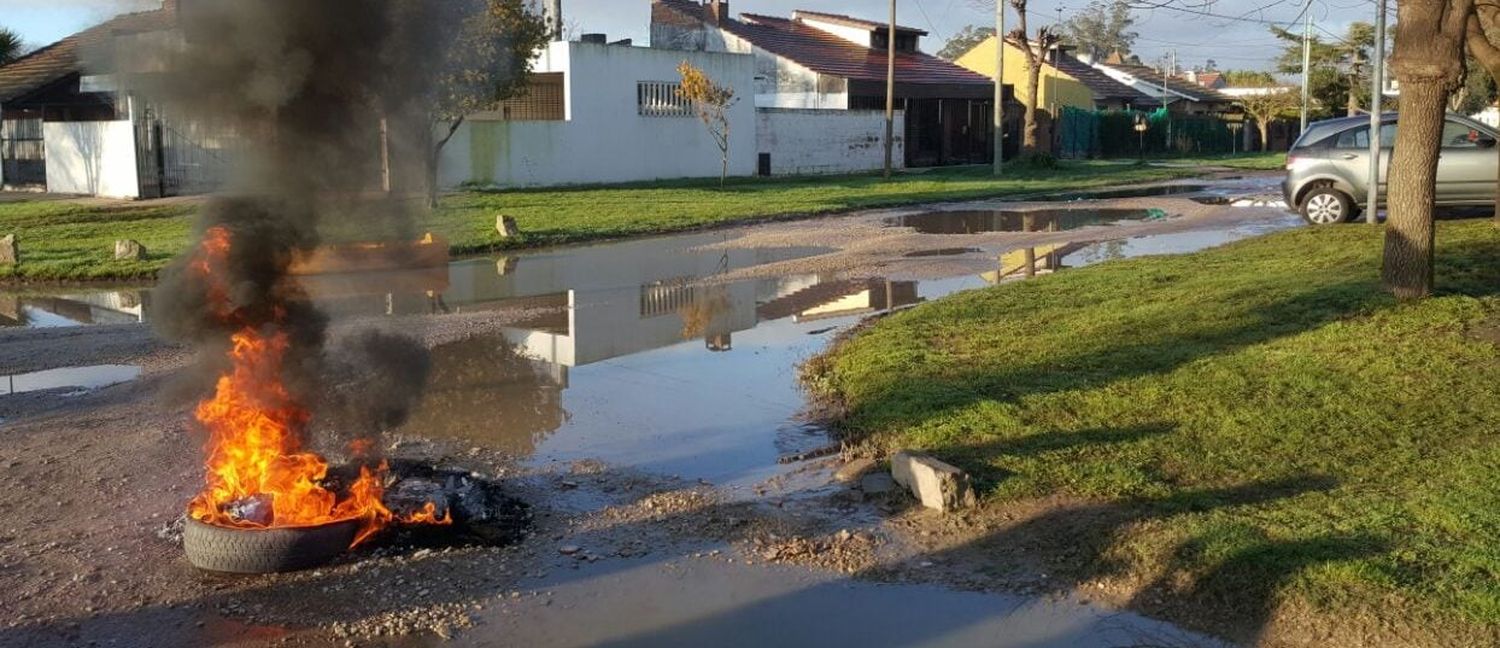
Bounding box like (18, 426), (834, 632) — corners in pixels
(1283, 113), (1499, 225)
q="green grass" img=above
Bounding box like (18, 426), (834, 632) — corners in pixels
(805, 217), (1500, 635)
(0, 161), (1201, 281)
(1171, 151), (1287, 171)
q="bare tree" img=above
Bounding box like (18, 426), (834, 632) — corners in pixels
(677, 61), (739, 187)
(1383, 0), (1475, 300)
(1008, 0), (1060, 154)
(423, 0), (550, 207)
(1465, 0), (1500, 226)
(1235, 86), (1299, 151)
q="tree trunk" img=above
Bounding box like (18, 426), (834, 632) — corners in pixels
(1380, 0), (1473, 299)
(428, 116), (466, 209)
(1257, 119), (1270, 152)
(720, 152), (728, 188)
(1383, 79), (1447, 300)
(1023, 53), (1041, 153)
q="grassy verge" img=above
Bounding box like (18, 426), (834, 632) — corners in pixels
(1, 161), (1207, 282)
(804, 217), (1500, 638)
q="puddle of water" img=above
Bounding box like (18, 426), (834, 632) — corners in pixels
(981, 214), (1305, 283)
(890, 208), (1160, 235)
(1, 364), (142, 396)
(0, 288), (152, 328)
(1047, 183), (1208, 201)
(904, 247), (982, 258)
(456, 556), (1228, 648)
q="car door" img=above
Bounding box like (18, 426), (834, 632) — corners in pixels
(1436, 119), (1497, 203)
(1326, 125), (1377, 202)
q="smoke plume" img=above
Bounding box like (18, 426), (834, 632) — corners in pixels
(124, 0), (478, 449)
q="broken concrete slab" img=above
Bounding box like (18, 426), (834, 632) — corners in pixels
(833, 457), (877, 484)
(890, 451), (977, 512)
(0, 234), (16, 265)
(496, 215), (520, 238)
(114, 239), (147, 261)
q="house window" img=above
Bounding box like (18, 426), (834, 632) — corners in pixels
(494, 72), (566, 121)
(637, 81), (692, 117)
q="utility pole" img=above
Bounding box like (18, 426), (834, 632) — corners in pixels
(992, 0), (1005, 175)
(1167, 49), (1175, 151)
(1366, 0), (1387, 224)
(883, 0), (897, 179)
(1300, 13), (1312, 133)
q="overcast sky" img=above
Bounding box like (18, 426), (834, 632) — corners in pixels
(6, 0), (1385, 72)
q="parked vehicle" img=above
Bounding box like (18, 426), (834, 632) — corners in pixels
(1283, 113), (1500, 225)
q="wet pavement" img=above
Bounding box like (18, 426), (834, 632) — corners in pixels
(0, 173), (1302, 646)
(463, 555), (1227, 648)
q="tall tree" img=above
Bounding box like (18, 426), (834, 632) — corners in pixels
(676, 61), (738, 187)
(1464, 0), (1500, 225)
(422, 0), (550, 207)
(1272, 22), (1376, 117)
(1062, 0), (1137, 61)
(0, 28), (23, 66)
(1384, 0), (1474, 300)
(938, 24), (996, 61)
(1235, 84), (1299, 151)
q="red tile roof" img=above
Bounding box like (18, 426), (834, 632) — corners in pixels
(0, 5), (173, 103)
(655, 1), (988, 86)
(790, 10), (927, 36)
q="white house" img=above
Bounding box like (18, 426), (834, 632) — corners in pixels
(437, 39), (758, 189)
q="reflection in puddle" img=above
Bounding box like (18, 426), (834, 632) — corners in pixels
(1050, 183), (1209, 201)
(2, 364), (142, 396)
(400, 337), (567, 456)
(4, 214), (1305, 485)
(985, 215), (1305, 283)
(0, 289), (151, 328)
(891, 209), (1161, 235)
(904, 247), (982, 258)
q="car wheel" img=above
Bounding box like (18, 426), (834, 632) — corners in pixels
(1300, 187), (1353, 225)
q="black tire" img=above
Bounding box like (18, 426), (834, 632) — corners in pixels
(183, 517), (359, 574)
(1299, 186), (1354, 225)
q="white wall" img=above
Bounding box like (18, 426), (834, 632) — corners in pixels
(791, 15), (872, 48)
(757, 108), (903, 175)
(439, 41), (757, 188)
(44, 120), (140, 198)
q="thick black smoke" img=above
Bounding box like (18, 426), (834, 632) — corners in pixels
(125, 0), (480, 443)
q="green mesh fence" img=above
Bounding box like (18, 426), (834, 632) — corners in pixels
(1058, 107), (1241, 158)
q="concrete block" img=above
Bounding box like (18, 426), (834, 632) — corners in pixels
(0, 234), (16, 265)
(890, 451), (977, 512)
(495, 215), (520, 238)
(114, 239), (147, 260)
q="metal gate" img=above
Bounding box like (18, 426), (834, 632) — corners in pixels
(1, 116), (46, 189)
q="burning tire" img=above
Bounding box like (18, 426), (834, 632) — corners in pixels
(182, 517), (359, 574)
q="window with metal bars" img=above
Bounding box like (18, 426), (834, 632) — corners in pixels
(494, 72), (566, 121)
(637, 81), (692, 117)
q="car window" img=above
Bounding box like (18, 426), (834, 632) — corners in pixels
(1379, 123), (1397, 143)
(1442, 121), (1485, 148)
(1335, 127), (1369, 149)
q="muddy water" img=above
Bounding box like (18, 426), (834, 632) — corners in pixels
(890, 208), (1161, 235)
(1, 364), (142, 395)
(461, 556), (1228, 648)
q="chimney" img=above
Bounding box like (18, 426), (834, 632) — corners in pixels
(544, 0), (563, 41)
(707, 0), (729, 25)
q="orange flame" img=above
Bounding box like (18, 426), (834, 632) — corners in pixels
(185, 226), (445, 548)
